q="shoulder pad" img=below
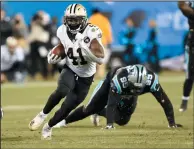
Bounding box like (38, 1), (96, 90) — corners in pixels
(86, 24), (102, 39)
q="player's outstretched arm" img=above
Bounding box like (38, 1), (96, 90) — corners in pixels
(105, 90), (119, 129)
(152, 85), (182, 128)
(178, 1), (194, 19)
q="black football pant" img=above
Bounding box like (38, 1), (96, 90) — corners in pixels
(98, 96), (137, 126)
(65, 75), (137, 126)
(42, 65), (94, 127)
(183, 30), (194, 97)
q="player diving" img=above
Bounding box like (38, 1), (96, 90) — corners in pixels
(28, 3), (106, 140)
(54, 64), (183, 129)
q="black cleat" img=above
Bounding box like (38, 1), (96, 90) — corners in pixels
(179, 100), (188, 112)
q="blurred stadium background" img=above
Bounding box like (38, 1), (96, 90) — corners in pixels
(1, 1), (193, 148)
(1, 1), (190, 82)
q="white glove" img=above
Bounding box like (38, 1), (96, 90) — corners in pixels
(47, 51), (61, 64)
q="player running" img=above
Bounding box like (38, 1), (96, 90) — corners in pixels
(54, 65), (182, 129)
(178, 1), (194, 112)
(28, 3), (105, 139)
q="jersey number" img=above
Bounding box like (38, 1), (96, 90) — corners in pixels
(120, 77), (128, 88)
(146, 74), (153, 85)
(67, 48), (87, 65)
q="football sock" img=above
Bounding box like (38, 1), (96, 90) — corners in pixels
(183, 79), (193, 99)
(40, 110), (48, 117)
(182, 96), (190, 101)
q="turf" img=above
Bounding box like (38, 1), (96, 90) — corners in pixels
(1, 72), (193, 148)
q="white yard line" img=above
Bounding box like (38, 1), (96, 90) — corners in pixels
(3, 105), (45, 111)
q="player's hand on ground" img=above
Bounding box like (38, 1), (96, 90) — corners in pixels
(47, 51), (62, 64)
(168, 123), (183, 128)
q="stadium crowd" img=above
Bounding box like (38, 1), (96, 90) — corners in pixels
(1, 8), (161, 83)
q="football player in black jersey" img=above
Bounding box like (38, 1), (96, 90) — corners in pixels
(178, 1), (194, 112)
(54, 65), (182, 129)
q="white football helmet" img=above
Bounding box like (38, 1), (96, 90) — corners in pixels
(64, 3), (88, 34)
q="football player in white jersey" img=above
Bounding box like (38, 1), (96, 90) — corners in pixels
(28, 3), (105, 140)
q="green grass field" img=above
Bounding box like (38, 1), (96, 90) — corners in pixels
(1, 72), (193, 148)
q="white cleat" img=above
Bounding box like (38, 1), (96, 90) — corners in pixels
(53, 120), (67, 128)
(29, 112), (47, 131)
(90, 114), (100, 126)
(41, 123), (52, 140)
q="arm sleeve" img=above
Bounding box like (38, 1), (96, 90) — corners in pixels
(106, 90), (119, 125)
(151, 84), (176, 125)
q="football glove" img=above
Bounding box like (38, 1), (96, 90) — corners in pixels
(168, 123), (183, 128)
(47, 51), (62, 64)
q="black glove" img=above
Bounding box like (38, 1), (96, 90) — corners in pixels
(168, 123), (183, 128)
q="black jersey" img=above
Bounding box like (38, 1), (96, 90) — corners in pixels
(105, 66), (175, 125)
(108, 66), (160, 96)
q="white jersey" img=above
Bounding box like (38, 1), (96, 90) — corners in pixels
(57, 24), (103, 77)
(1, 45), (25, 71)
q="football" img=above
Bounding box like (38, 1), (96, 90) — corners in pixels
(51, 44), (66, 59)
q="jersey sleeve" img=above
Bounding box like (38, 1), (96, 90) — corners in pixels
(145, 71), (160, 93)
(150, 73), (160, 92)
(85, 24), (103, 46)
